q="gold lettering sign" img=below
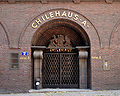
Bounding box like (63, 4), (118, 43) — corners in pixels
(20, 56), (30, 60)
(92, 56), (102, 59)
(50, 48), (72, 52)
(31, 10), (90, 29)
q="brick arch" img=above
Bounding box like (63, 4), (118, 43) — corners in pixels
(109, 19), (120, 48)
(0, 21), (10, 47)
(19, 9), (101, 49)
(31, 19), (90, 47)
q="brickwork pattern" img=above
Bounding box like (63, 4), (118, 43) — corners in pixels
(0, 2), (120, 93)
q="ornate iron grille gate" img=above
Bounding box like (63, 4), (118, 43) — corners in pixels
(42, 53), (79, 88)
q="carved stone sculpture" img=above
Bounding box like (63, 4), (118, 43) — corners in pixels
(48, 35), (72, 48)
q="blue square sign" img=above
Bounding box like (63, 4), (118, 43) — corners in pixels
(22, 52), (27, 56)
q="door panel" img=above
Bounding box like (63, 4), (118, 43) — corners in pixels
(60, 53), (79, 88)
(42, 53), (60, 88)
(42, 53), (79, 88)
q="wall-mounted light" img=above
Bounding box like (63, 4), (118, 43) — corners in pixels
(35, 78), (40, 90)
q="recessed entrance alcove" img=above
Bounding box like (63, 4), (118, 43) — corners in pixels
(31, 19), (91, 89)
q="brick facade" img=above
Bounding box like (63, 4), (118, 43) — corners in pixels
(0, 1), (120, 93)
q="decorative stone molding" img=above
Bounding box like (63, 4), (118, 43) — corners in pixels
(78, 50), (88, 59)
(33, 50), (43, 89)
(109, 19), (120, 48)
(73, 0), (80, 4)
(19, 9), (101, 49)
(105, 0), (113, 4)
(48, 35), (72, 48)
(33, 51), (43, 59)
(0, 21), (10, 48)
(8, 0), (15, 3)
(78, 49), (88, 89)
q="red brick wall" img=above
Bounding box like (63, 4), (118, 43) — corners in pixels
(0, 2), (120, 93)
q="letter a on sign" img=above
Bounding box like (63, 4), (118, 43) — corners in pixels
(81, 21), (87, 26)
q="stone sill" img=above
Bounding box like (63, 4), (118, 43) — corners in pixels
(29, 89), (92, 93)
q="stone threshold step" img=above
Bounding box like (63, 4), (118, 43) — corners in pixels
(29, 89), (92, 93)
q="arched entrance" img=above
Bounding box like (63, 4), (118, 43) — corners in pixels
(42, 35), (79, 88)
(32, 19), (90, 89)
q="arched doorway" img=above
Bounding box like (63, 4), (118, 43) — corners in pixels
(42, 34), (79, 88)
(32, 19), (90, 89)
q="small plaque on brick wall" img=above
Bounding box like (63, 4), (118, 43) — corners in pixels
(92, 56), (102, 59)
(20, 56), (30, 60)
(22, 52), (27, 56)
(103, 60), (110, 71)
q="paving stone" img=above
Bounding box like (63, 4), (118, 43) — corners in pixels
(0, 90), (120, 96)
